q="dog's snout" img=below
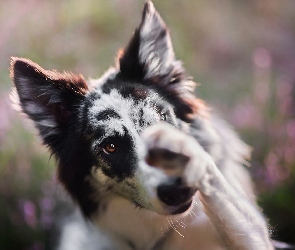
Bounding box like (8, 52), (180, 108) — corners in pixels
(157, 177), (194, 207)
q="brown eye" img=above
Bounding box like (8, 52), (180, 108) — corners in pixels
(103, 143), (117, 154)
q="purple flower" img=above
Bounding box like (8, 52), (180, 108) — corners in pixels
(21, 200), (37, 228)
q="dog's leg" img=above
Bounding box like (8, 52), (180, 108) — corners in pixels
(143, 123), (273, 250)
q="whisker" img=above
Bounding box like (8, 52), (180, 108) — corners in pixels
(167, 217), (184, 238)
(176, 218), (187, 229)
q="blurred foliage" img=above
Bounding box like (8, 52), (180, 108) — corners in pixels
(0, 0), (295, 249)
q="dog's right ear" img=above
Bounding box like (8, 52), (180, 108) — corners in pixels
(10, 57), (89, 147)
(118, 1), (182, 82)
(118, 2), (207, 121)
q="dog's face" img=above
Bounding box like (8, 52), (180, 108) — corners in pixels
(83, 82), (180, 214)
(11, 2), (204, 217)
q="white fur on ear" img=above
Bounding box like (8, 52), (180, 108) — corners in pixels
(118, 2), (204, 122)
(138, 1), (175, 79)
(11, 57), (88, 141)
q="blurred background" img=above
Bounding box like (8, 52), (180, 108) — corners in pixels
(0, 0), (295, 249)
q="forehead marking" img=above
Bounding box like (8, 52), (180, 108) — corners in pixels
(96, 109), (121, 121)
(89, 89), (161, 134)
(87, 89), (166, 165)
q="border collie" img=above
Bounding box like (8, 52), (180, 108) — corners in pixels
(11, 1), (275, 249)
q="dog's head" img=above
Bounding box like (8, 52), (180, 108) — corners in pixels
(11, 2), (206, 217)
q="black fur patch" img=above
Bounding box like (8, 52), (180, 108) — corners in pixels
(95, 109), (121, 121)
(94, 128), (138, 180)
(10, 2), (209, 219)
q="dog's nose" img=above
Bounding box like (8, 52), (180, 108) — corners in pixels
(157, 177), (193, 206)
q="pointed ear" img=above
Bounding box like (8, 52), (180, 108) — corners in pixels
(118, 2), (206, 121)
(118, 1), (184, 82)
(10, 57), (89, 144)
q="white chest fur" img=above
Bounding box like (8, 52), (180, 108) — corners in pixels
(93, 195), (225, 250)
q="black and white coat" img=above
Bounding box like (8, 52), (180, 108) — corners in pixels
(11, 2), (274, 249)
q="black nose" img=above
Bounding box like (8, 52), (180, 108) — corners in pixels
(157, 177), (194, 206)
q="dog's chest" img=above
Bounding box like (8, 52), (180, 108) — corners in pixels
(93, 196), (168, 249)
(93, 196), (225, 250)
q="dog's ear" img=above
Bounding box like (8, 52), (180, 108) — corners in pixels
(118, 2), (207, 121)
(118, 1), (183, 82)
(10, 57), (89, 146)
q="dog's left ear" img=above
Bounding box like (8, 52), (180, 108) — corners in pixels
(118, 1), (183, 82)
(10, 57), (89, 148)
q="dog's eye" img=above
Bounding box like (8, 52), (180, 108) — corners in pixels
(103, 143), (117, 154)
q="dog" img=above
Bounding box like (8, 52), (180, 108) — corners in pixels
(11, 1), (276, 249)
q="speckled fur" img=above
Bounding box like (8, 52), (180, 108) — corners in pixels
(11, 1), (275, 249)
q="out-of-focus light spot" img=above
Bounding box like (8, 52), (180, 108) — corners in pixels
(286, 120), (295, 138)
(253, 48), (272, 69)
(230, 98), (262, 129)
(40, 196), (56, 211)
(21, 200), (37, 228)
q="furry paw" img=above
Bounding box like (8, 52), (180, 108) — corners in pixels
(142, 122), (213, 191)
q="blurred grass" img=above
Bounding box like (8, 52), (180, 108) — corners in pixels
(1, 0), (295, 248)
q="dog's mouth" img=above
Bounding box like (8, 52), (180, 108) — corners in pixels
(170, 199), (193, 215)
(156, 180), (196, 215)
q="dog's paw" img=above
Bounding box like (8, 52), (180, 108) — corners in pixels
(142, 122), (213, 190)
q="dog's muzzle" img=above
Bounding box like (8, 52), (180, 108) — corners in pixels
(157, 176), (195, 215)
(142, 123), (197, 215)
